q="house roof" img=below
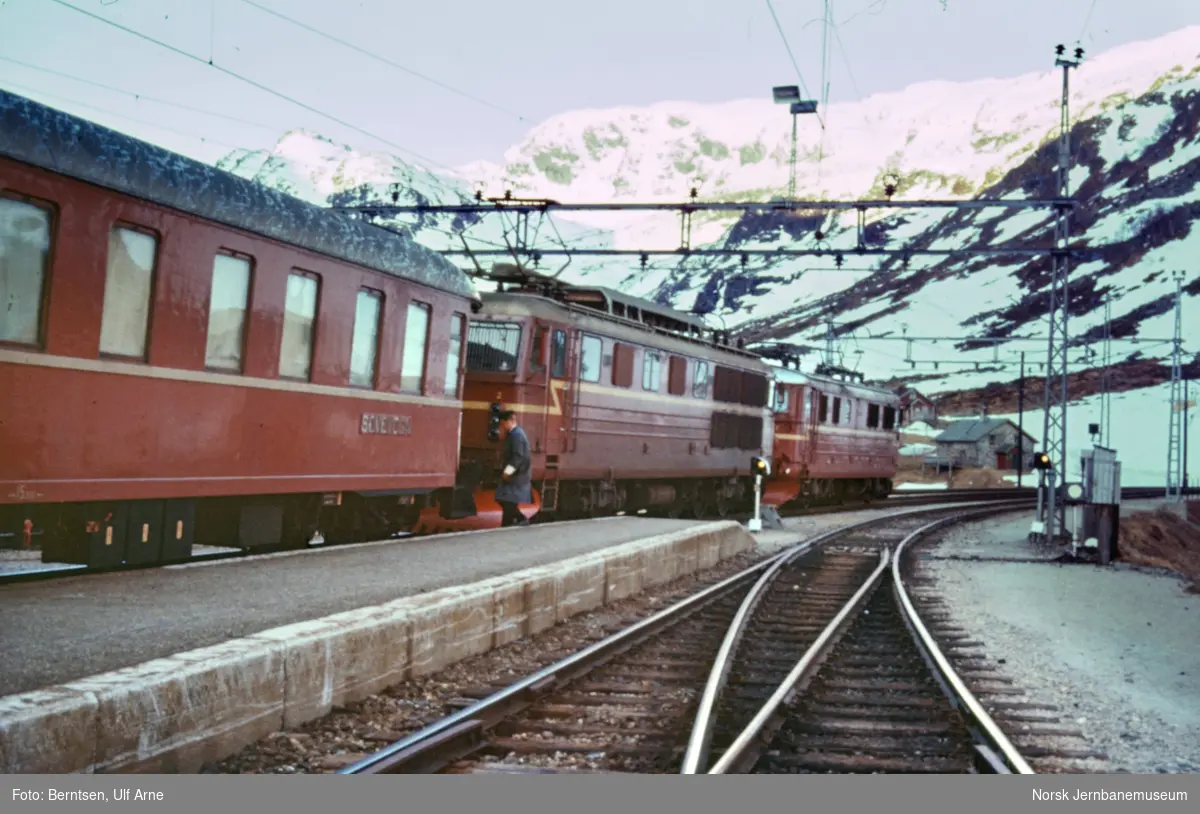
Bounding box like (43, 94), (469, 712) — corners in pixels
(934, 418), (1038, 444)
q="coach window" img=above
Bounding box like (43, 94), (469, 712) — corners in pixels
(580, 333), (602, 383)
(400, 301), (430, 393)
(204, 253), (252, 372)
(349, 288), (383, 388)
(550, 329), (567, 378)
(0, 196), (52, 346)
(642, 350), (662, 391)
(692, 360), (709, 398)
(445, 313), (465, 397)
(99, 225), (158, 359)
(279, 271), (319, 380)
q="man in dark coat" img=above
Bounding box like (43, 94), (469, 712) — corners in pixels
(494, 410), (532, 527)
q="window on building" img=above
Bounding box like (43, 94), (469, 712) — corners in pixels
(693, 360), (709, 398)
(279, 271), (319, 379)
(99, 226), (158, 358)
(445, 313), (464, 397)
(0, 197), (52, 346)
(400, 301), (430, 393)
(349, 288), (383, 388)
(642, 350), (662, 391)
(204, 253), (251, 372)
(580, 334), (602, 382)
(550, 329), (567, 378)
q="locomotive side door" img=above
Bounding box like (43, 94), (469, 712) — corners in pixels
(548, 326), (574, 454)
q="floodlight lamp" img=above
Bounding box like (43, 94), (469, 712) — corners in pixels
(1055, 44), (1065, 56)
(1074, 47), (1084, 60)
(883, 172), (900, 198)
(773, 85), (801, 104)
(790, 100), (818, 115)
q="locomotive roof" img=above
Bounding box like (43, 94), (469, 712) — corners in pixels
(477, 290), (773, 372)
(770, 364), (901, 404)
(0, 88), (478, 302)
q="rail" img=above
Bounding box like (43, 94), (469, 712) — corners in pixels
(688, 499), (1037, 775)
(342, 499), (1032, 775)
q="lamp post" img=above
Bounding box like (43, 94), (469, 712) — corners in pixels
(772, 85), (818, 200)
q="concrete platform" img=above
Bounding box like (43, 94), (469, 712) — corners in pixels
(0, 516), (755, 774)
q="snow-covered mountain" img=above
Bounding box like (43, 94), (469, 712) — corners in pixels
(214, 26), (1200, 481)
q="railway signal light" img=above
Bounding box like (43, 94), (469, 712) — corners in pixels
(1062, 482), (1085, 503)
(1032, 452), (1052, 471)
(751, 456), (771, 478)
(487, 402), (502, 441)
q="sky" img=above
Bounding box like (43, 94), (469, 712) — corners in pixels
(1, 0), (1199, 173)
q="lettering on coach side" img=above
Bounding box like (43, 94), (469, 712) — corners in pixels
(360, 413), (413, 437)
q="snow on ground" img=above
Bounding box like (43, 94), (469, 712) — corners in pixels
(895, 482), (949, 490)
(902, 421), (941, 437)
(899, 443), (937, 456)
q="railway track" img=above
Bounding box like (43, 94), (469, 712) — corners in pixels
(1, 485), (1181, 586)
(335, 499), (1037, 775)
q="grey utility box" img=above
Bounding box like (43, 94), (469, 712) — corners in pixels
(1078, 446), (1121, 564)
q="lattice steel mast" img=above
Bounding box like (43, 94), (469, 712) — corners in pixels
(1167, 270), (1186, 502)
(1033, 44), (1083, 545)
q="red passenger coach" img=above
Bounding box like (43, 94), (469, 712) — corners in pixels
(414, 268), (775, 532)
(763, 364), (902, 507)
(0, 89), (479, 565)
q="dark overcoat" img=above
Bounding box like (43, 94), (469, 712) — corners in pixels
(495, 424), (533, 504)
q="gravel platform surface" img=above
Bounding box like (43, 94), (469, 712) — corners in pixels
(0, 517), (705, 697)
(919, 506), (1200, 774)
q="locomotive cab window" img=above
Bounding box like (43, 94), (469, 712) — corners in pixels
(692, 360), (709, 398)
(832, 397), (842, 424)
(204, 252), (252, 372)
(642, 350), (661, 391)
(773, 385), (790, 414)
(466, 321), (521, 372)
(882, 406), (897, 430)
(867, 403), (881, 428)
(818, 394), (829, 422)
(349, 288), (383, 388)
(580, 333), (602, 383)
(279, 271), (319, 380)
(400, 301), (431, 393)
(529, 324), (548, 373)
(0, 196), (52, 346)
(99, 225), (158, 359)
(550, 329), (567, 378)
(445, 313), (465, 397)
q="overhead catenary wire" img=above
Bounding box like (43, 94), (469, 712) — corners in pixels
(235, 0), (524, 121)
(0, 78), (242, 150)
(0, 55), (283, 135)
(46, 0), (452, 172)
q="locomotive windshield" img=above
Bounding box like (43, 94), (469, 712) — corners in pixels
(466, 320), (522, 372)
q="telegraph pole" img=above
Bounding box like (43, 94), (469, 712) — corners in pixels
(1166, 271), (1185, 501)
(1100, 295), (1113, 445)
(1033, 44), (1083, 545)
(1017, 351), (1026, 488)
